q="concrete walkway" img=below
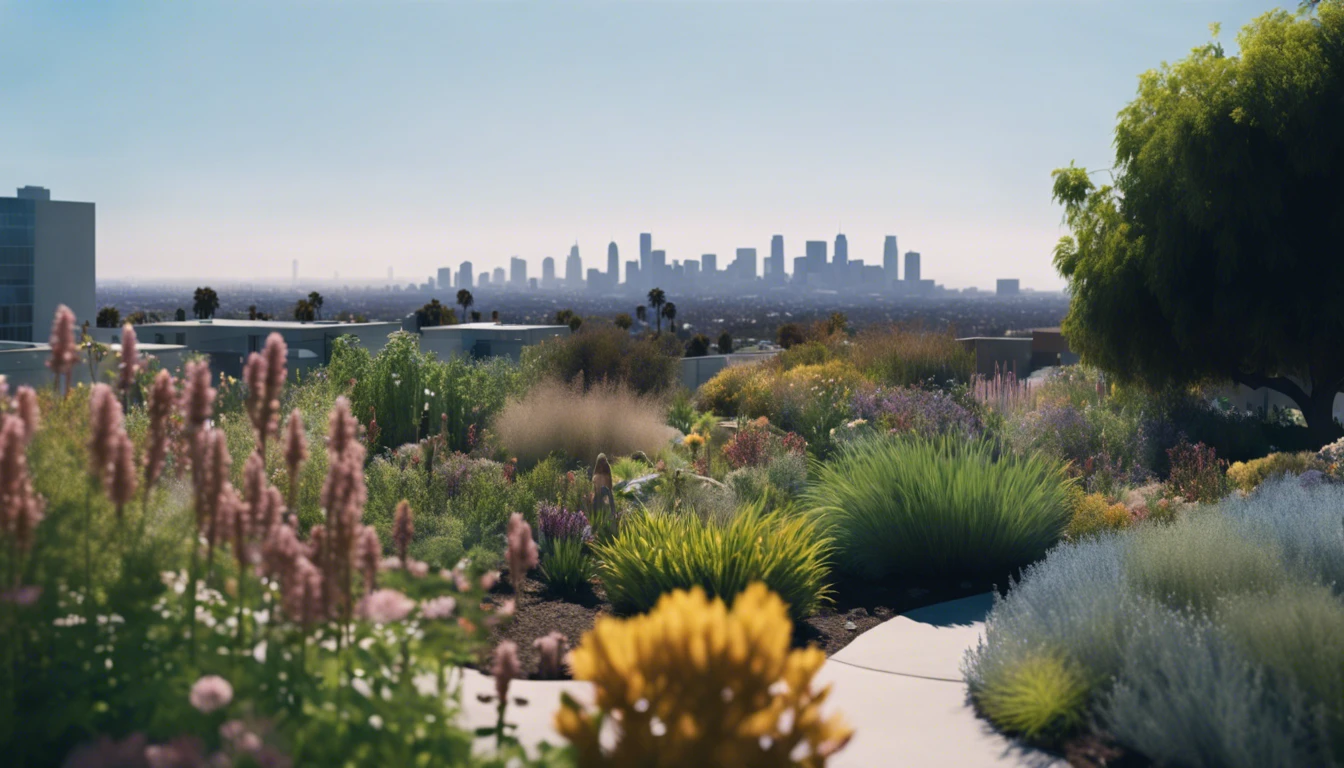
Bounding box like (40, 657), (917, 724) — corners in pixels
(455, 593), (1058, 767)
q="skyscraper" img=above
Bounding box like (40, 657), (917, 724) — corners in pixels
(541, 257), (556, 289)
(565, 244), (583, 287)
(437, 267), (453, 292)
(834, 233), (848, 267)
(702, 253), (717, 275)
(767, 235), (785, 283)
(492, 266), (506, 286)
(0, 186), (94, 342)
(883, 236), (899, 283)
(651, 249), (666, 276)
(607, 241), (619, 283)
(805, 241), (827, 273)
(509, 256), (527, 288)
(905, 251), (921, 283)
(639, 233), (652, 281)
(732, 248), (758, 281)
(457, 261), (474, 292)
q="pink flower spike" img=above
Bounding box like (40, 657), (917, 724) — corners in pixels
(189, 674), (234, 713)
(491, 640), (522, 702)
(357, 588), (415, 623)
(13, 386), (38, 444)
(504, 513), (538, 594)
(392, 500), (414, 565)
(117, 323), (139, 397)
(46, 305), (78, 394)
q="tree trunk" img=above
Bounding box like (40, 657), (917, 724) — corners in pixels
(1304, 385), (1340, 449)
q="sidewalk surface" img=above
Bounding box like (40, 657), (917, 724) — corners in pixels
(457, 593), (1059, 767)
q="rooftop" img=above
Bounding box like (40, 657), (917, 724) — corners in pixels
(140, 319), (395, 330)
(420, 323), (567, 332)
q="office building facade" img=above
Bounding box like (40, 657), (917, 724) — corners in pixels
(0, 186), (95, 342)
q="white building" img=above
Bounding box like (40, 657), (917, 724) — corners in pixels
(0, 186), (96, 343)
(91, 319), (399, 380)
(419, 323), (568, 362)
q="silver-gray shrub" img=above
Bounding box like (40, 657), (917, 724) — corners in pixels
(1100, 610), (1328, 768)
(1217, 476), (1344, 589)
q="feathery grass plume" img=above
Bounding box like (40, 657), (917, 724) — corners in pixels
(0, 415), (45, 556)
(533, 631), (568, 679)
(281, 409), (307, 511)
(117, 322), (139, 401)
(143, 370), (175, 492)
(356, 525), (381, 593)
(108, 431), (138, 519)
(505, 513), (539, 594)
(13, 386), (38, 444)
(392, 500), (414, 564)
(88, 383), (123, 485)
(46, 304), (79, 395)
(260, 333), (286, 443)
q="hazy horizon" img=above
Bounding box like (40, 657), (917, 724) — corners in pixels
(1, 0), (1278, 289)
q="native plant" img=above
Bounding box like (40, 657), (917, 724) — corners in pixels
(805, 436), (1074, 579)
(556, 583), (852, 767)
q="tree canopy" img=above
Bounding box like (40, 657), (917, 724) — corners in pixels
(192, 287), (220, 320)
(1053, 2), (1344, 442)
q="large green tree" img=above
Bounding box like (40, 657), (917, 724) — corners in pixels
(1053, 2), (1344, 444)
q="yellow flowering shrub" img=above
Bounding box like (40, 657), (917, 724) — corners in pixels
(695, 362), (774, 418)
(1064, 492), (1132, 541)
(1226, 451), (1323, 493)
(555, 583), (853, 768)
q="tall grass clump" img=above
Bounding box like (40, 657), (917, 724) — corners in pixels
(493, 380), (678, 466)
(593, 502), (832, 620)
(521, 324), (681, 396)
(847, 325), (974, 388)
(805, 436), (1073, 579)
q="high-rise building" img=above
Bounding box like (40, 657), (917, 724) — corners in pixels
(805, 241), (827, 271)
(492, 266), (506, 285)
(0, 186), (95, 342)
(457, 261), (474, 292)
(607, 242), (619, 283)
(541, 257), (556, 289)
(625, 260), (640, 287)
(565, 244), (583, 287)
(509, 256), (527, 288)
(437, 267), (453, 292)
(639, 233), (652, 280)
(996, 279), (1021, 296)
(478, 272), (490, 287)
(651, 249), (666, 276)
(767, 235), (785, 283)
(732, 248), (758, 281)
(904, 251), (921, 283)
(883, 236), (899, 284)
(702, 253), (717, 275)
(834, 233), (848, 268)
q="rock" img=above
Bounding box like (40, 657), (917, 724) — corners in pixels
(845, 607), (870, 619)
(843, 620), (857, 631)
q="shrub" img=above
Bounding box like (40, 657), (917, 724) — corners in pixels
(847, 325), (974, 388)
(493, 380), (678, 467)
(1125, 512), (1287, 612)
(1064, 493), (1132, 541)
(1166, 440), (1230, 503)
(593, 502), (832, 620)
(556, 583), (853, 766)
(851, 385), (981, 439)
(777, 340), (831, 370)
(975, 652), (1089, 744)
(806, 436), (1073, 579)
(1220, 586), (1344, 716)
(1226, 451), (1323, 493)
(694, 361), (772, 417)
(523, 324), (680, 395)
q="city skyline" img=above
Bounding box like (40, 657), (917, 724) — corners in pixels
(1, 1), (1277, 288)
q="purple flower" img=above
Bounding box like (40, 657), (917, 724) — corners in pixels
(851, 386), (981, 440)
(536, 503), (590, 544)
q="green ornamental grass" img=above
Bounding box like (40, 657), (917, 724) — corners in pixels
(975, 652), (1090, 744)
(593, 501), (832, 620)
(805, 436), (1074, 579)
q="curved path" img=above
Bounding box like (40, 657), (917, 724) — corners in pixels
(455, 593), (1059, 767)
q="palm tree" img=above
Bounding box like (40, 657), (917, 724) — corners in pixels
(293, 299), (316, 322)
(192, 287), (220, 319)
(661, 302), (677, 334)
(647, 288), (666, 335)
(307, 291), (325, 320)
(456, 289), (474, 323)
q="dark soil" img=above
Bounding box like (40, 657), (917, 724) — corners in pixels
(476, 569), (1017, 679)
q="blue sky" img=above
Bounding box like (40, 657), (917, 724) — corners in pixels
(0, 1), (1280, 289)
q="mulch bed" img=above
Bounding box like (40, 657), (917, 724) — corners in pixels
(474, 571), (1016, 678)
